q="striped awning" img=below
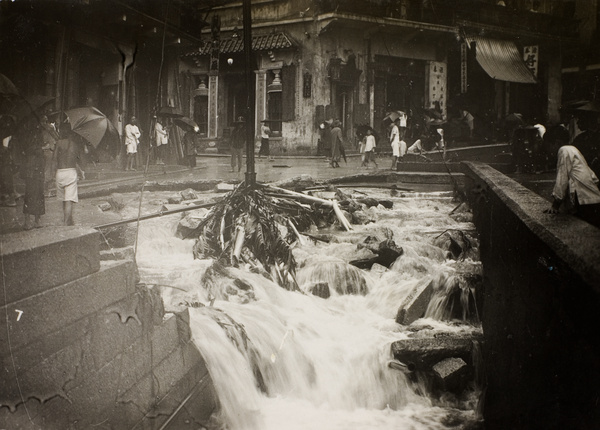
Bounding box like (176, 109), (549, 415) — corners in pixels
(468, 36), (537, 84)
(183, 32), (295, 57)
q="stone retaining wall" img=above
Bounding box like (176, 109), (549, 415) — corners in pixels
(462, 161), (600, 430)
(0, 227), (217, 429)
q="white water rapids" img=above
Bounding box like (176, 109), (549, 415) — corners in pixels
(134, 188), (482, 430)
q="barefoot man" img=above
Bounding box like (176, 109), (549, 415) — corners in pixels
(54, 126), (84, 225)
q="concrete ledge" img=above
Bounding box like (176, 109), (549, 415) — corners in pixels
(0, 260), (135, 352)
(0, 226), (100, 307)
(463, 161), (600, 290)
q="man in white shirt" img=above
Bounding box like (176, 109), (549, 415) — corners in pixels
(154, 118), (168, 165)
(545, 142), (600, 228)
(125, 116), (141, 171)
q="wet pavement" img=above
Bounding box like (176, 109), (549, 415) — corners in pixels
(0, 153), (557, 235)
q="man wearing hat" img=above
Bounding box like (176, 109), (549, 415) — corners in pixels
(230, 116), (246, 172)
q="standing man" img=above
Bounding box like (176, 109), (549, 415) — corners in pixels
(390, 118), (405, 170)
(230, 116), (245, 172)
(54, 124), (85, 226)
(258, 119), (272, 160)
(125, 116), (141, 171)
(154, 117), (168, 165)
(330, 120), (343, 168)
(183, 125), (199, 169)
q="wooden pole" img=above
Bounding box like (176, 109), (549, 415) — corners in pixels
(243, 0), (256, 187)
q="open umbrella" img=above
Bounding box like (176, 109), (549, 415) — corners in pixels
(577, 100), (600, 113)
(0, 73), (19, 96)
(157, 106), (183, 118)
(383, 110), (406, 123)
(173, 116), (199, 131)
(64, 106), (118, 148)
(11, 95), (55, 123)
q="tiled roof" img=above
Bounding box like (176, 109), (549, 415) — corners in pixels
(183, 32), (295, 57)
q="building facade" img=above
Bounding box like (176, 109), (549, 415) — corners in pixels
(182, 0), (582, 154)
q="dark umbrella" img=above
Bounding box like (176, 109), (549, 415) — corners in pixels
(0, 73), (19, 96)
(173, 116), (199, 131)
(11, 95), (55, 123)
(157, 106), (183, 118)
(64, 106), (118, 148)
(577, 100), (600, 113)
(383, 110), (406, 123)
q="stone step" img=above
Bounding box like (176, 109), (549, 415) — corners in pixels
(0, 260), (135, 353)
(0, 226), (100, 307)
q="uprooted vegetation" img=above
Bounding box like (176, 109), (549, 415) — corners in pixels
(188, 181), (392, 290)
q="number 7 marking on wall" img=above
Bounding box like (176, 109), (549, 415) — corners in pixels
(15, 309), (23, 321)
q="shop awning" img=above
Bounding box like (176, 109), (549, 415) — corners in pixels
(183, 32), (296, 57)
(468, 36), (537, 84)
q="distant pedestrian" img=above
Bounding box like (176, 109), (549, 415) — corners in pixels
(230, 116), (245, 172)
(258, 119), (273, 160)
(154, 118), (168, 165)
(390, 118), (406, 170)
(125, 116), (141, 171)
(21, 118), (45, 229)
(544, 127), (600, 228)
(362, 128), (378, 168)
(183, 126), (199, 169)
(330, 120), (343, 168)
(54, 123), (85, 226)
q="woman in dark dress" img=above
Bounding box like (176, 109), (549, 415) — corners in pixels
(21, 118), (45, 229)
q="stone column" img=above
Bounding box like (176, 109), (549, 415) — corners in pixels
(256, 70), (267, 131)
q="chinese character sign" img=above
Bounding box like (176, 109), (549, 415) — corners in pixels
(523, 45), (538, 78)
(429, 61), (447, 116)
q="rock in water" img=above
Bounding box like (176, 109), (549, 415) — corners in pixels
(297, 260), (368, 295)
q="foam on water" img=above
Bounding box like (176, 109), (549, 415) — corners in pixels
(135, 189), (481, 430)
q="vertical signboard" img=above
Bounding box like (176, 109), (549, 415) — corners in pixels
(523, 45), (538, 77)
(428, 61), (447, 116)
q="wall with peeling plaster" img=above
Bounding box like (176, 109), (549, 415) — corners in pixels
(462, 162), (600, 430)
(0, 226), (218, 429)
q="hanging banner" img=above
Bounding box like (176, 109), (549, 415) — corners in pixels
(428, 61), (447, 115)
(523, 45), (538, 78)
(461, 42), (468, 93)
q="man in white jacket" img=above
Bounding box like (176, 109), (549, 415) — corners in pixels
(545, 129), (600, 227)
(154, 118), (168, 165)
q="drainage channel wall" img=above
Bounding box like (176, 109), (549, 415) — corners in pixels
(462, 161), (600, 430)
(0, 226), (217, 429)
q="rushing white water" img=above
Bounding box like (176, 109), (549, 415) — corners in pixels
(134, 188), (482, 430)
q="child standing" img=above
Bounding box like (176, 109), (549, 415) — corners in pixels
(363, 128), (377, 168)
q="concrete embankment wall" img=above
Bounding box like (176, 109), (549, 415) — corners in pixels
(462, 162), (600, 430)
(0, 227), (217, 429)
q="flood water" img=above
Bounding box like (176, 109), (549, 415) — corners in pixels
(133, 187), (482, 430)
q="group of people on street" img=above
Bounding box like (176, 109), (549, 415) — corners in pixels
(0, 111), (86, 228)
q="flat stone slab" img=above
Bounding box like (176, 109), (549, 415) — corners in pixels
(395, 276), (433, 325)
(0, 226), (100, 307)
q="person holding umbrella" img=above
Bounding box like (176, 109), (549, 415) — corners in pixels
(54, 122), (85, 226)
(125, 116), (141, 171)
(20, 117), (45, 229)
